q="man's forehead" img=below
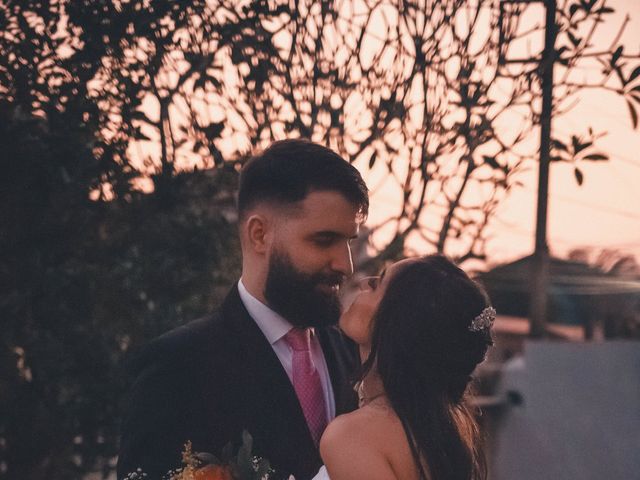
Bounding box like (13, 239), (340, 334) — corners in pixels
(294, 214), (362, 234)
(297, 190), (363, 213)
(282, 204), (362, 234)
(259, 190), (365, 233)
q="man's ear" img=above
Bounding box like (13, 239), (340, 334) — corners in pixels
(245, 214), (272, 254)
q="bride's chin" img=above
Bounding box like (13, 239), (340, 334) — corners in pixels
(337, 312), (353, 337)
(337, 315), (348, 335)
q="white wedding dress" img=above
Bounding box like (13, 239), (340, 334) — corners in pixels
(311, 465), (331, 480)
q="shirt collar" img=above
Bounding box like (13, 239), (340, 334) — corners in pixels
(238, 278), (294, 345)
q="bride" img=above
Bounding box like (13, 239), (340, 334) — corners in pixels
(315, 254), (494, 480)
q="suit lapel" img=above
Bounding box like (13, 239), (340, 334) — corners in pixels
(215, 286), (319, 469)
(199, 285), (358, 478)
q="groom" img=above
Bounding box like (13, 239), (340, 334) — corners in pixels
(117, 139), (368, 480)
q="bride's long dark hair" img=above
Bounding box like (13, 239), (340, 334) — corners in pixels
(361, 254), (493, 480)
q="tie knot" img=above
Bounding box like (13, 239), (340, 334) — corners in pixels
(284, 328), (311, 351)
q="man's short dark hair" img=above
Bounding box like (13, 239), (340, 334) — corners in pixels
(238, 139), (369, 219)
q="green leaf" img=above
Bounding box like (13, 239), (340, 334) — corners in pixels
(202, 121), (225, 139)
(255, 458), (272, 477)
(582, 153), (608, 161)
(570, 135), (579, 153)
(207, 74), (222, 89)
(574, 140), (592, 154)
(193, 73), (207, 91)
(368, 151), (377, 169)
(627, 100), (639, 129)
(595, 7), (615, 15)
(241, 430), (253, 452)
(221, 441), (234, 462)
(570, 135), (592, 154)
(235, 430), (254, 478)
(556, 46), (569, 59)
(629, 66), (640, 84)
(569, 3), (580, 18)
(611, 46), (624, 67)
(133, 128), (152, 142)
(551, 138), (568, 152)
(483, 156), (501, 169)
(194, 452), (221, 466)
(568, 31), (581, 48)
(131, 110), (154, 125)
(574, 167), (584, 186)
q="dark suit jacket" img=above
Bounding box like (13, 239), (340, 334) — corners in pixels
(117, 284), (359, 480)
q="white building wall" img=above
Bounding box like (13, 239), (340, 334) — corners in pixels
(491, 341), (640, 480)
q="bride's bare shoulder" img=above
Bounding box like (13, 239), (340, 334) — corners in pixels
(319, 406), (402, 480)
(322, 403), (397, 442)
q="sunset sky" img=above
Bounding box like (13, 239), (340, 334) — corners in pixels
(123, 0), (639, 268)
(484, 0), (640, 266)
(361, 0), (640, 267)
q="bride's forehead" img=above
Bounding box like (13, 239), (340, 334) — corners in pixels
(382, 258), (420, 282)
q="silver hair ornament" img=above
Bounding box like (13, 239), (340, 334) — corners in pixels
(469, 306), (496, 332)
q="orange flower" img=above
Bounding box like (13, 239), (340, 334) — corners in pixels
(194, 464), (234, 480)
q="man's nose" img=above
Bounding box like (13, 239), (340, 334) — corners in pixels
(331, 243), (354, 276)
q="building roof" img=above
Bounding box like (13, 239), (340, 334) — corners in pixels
(476, 254), (640, 296)
(475, 255), (640, 325)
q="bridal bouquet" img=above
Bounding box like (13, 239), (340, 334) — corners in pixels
(125, 431), (274, 480)
(171, 431), (273, 480)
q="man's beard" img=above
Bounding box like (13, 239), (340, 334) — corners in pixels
(264, 250), (344, 329)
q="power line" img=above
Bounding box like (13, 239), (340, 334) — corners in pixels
(612, 154), (640, 169)
(606, 159), (640, 200)
(491, 215), (640, 249)
(516, 184), (640, 220)
(549, 191), (640, 220)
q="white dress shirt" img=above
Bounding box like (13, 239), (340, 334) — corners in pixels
(312, 465), (331, 480)
(237, 279), (336, 422)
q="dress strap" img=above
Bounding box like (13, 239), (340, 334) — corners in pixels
(399, 415), (429, 480)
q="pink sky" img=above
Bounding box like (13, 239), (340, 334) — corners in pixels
(356, 0), (640, 267)
(483, 0), (640, 266)
(123, 0), (639, 268)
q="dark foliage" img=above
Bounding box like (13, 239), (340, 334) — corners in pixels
(0, 104), (240, 479)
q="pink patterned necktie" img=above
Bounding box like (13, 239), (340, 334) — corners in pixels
(284, 328), (327, 445)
